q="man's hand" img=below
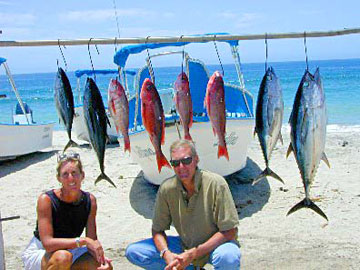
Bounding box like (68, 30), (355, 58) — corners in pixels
(165, 248), (196, 270)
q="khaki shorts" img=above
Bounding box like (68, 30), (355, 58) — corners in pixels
(21, 236), (88, 270)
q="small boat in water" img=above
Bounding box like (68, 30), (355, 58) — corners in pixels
(73, 35), (255, 185)
(0, 57), (54, 161)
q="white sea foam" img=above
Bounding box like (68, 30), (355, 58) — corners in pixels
(281, 124), (360, 134)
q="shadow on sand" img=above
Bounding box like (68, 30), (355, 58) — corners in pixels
(0, 150), (57, 178)
(129, 157), (271, 220)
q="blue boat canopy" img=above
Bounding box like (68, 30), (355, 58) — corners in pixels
(0, 57), (6, 66)
(113, 33), (239, 68)
(74, 68), (136, 78)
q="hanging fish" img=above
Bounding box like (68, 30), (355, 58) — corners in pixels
(108, 78), (130, 153)
(253, 67), (284, 185)
(174, 72), (193, 141)
(54, 67), (78, 152)
(141, 78), (171, 173)
(287, 68), (330, 221)
(204, 71), (229, 160)
(83, 77), (116, 187)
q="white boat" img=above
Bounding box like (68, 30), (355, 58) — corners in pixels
(0, 57), (54, 161)
(73, 35), (255, 185)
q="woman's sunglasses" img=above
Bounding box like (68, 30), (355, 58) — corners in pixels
(57, 152), (80, 163)
(170, 156), (193, 167)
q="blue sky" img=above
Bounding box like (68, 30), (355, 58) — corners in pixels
(0, 0), (359, 73)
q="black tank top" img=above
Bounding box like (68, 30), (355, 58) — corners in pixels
(34, 190), (91, 240)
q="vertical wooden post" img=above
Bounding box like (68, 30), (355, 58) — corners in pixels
(0, 211), (5, 270)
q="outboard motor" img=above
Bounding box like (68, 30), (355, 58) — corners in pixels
(13, 102), (34, 124)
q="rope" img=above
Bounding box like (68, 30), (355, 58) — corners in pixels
(145, 36), (155, 83)
(265, 33), (268, 71)
(112, 0), (121, 39)
(304, 31), (309, 71)
(213, 35), (224, 76)
(58, 39), (68, 71)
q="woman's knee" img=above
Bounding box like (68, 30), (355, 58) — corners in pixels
(47, 250), (73, 268)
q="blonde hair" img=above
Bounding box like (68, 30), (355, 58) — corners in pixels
(56, 156), (83, 177)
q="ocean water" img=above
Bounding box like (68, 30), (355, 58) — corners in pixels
(1, 58), (359, 130)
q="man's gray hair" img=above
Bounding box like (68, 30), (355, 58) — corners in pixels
(170, 139), (197, 157)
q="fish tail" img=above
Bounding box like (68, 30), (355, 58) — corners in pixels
(95, 172), (117, 188)
(184, 133), (193, 141)
(156, 151), (171, 173)
(218, 145), (229, 161)
(252, 167), (285, 185)
(63, 139), (79, 153)
(287, 198), (328, 221)
(124, 136), (131, 153)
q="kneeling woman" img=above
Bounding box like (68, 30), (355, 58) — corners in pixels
(22, 152), (112, 270)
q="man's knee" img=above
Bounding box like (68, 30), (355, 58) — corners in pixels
(125, 242), (145, 264)
(212, 246), (241, 269)
(46, 250), (73, 268)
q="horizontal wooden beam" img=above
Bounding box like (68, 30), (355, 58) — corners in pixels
(0, 28), (359, 47)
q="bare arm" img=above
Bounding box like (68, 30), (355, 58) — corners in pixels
(152, 229), (178, 266)
(83, 194), (108, 265)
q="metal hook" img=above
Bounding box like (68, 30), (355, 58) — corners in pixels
(213, 35), (224, 76)
(87, 38), (96, 82)
(265, 33), (268, 72)
(304, 31), (309, 71)
(58, 39), (68, 71)
(145, 36), (155, 83)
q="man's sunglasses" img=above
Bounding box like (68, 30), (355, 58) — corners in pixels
(57, 152), (80, 163)
(170, 156), (193, 167)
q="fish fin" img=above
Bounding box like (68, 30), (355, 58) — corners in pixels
(156, 151), (171, 173)
(218, 145), (229, 161)
(124, 137), (131, 153)
(286, 143), (293, 158)
(95, 172), (117, 188)
(106, 115), (111, 128)
(279, 132), (284, 145)
(110, 100), (116, 115)
(63, 139), (79, 153)
(252, 167), (284, 185)
(253, 128), (256, 138)
(161, 116), (166, 145)
(287, 198), (328, 221)
(321, 152), (330, 168)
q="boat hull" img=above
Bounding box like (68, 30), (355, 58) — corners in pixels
(74, 106), (118, 143)
(0, 123), (54, 161)
(131, 118), (254, 185)
(73, 105), (254, 185)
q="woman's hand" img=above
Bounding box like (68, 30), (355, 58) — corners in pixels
(97, 257), (113, 270)
(85, 238), (105, 265)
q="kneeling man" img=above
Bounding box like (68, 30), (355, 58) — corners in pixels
(126, 139), (241, 270)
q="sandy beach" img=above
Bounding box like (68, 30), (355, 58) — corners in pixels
(1, 127), (360, 269)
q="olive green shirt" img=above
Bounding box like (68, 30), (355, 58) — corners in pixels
(152, 169), (239, 266)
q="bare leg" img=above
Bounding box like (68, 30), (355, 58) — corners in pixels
(71, 252), (101, 270)
(41, 250), (72, 270)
